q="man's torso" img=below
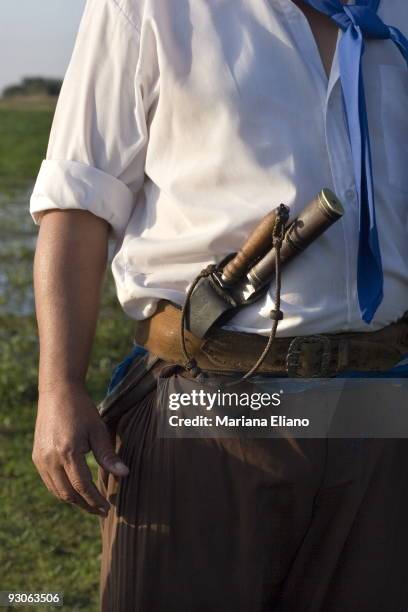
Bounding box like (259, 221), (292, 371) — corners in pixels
(110, 0), (408, 336)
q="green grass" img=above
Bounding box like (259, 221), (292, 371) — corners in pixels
(0, 106), (55, 192)
(0, 104), (136, 610)
(0, 308), (135, 612)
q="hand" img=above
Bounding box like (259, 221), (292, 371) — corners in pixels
(32, 382), (129, 517)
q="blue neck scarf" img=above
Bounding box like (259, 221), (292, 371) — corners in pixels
(300, 0), (408, 323)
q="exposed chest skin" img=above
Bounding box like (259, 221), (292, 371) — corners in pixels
(290, 0), (343, 77)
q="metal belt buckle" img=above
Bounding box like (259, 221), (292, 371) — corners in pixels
(286, 335), (331, 377)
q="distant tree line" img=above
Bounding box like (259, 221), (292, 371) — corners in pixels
(2, 77), (63, 99)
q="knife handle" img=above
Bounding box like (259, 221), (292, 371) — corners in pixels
(221, 209), (279, 285)
(247, 188), (344, 290)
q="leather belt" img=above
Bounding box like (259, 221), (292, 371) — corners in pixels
(133, 301), (408, 377)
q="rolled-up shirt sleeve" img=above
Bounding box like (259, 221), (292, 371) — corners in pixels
(29, 0), (147, 241)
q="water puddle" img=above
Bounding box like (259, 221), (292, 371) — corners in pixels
(0, 186), (37, 315)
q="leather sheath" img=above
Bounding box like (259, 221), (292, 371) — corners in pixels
(133, 301), (408, 377)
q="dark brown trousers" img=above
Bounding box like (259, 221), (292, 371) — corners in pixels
(98, 376), (408, 612)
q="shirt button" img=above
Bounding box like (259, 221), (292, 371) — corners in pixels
(345, 189), (356, 202)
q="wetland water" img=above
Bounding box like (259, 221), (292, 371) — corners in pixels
(0, 186), (36, 315)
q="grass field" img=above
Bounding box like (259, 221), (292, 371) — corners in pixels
(0, 99), (135, 610)
(0, 97), (58, 192)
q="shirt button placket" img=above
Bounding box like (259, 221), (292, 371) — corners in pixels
(325, 85), (358, 328)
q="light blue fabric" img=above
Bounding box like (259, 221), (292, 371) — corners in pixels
(301, 0), (408, 323)
(106, 344), (148, 394)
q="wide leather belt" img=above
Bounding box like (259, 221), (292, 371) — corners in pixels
(133, 301), (408, 377)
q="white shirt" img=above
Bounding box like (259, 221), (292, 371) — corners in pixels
(30, 0), (408, 337)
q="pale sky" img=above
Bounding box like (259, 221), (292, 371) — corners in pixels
(0, 0), (86, 94)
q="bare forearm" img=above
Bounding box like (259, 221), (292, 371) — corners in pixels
(33, 209), (110, 391)
(32, 209), (128, 517)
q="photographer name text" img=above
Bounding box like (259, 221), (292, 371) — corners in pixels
(167, 415), (310, 428)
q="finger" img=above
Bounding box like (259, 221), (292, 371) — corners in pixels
(90, 424), (129, 478)
(33, 460), (65, 504)
(49, 465), (105, 517)
(37, 468), (59, 499)
(64, 453), (110, 514)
